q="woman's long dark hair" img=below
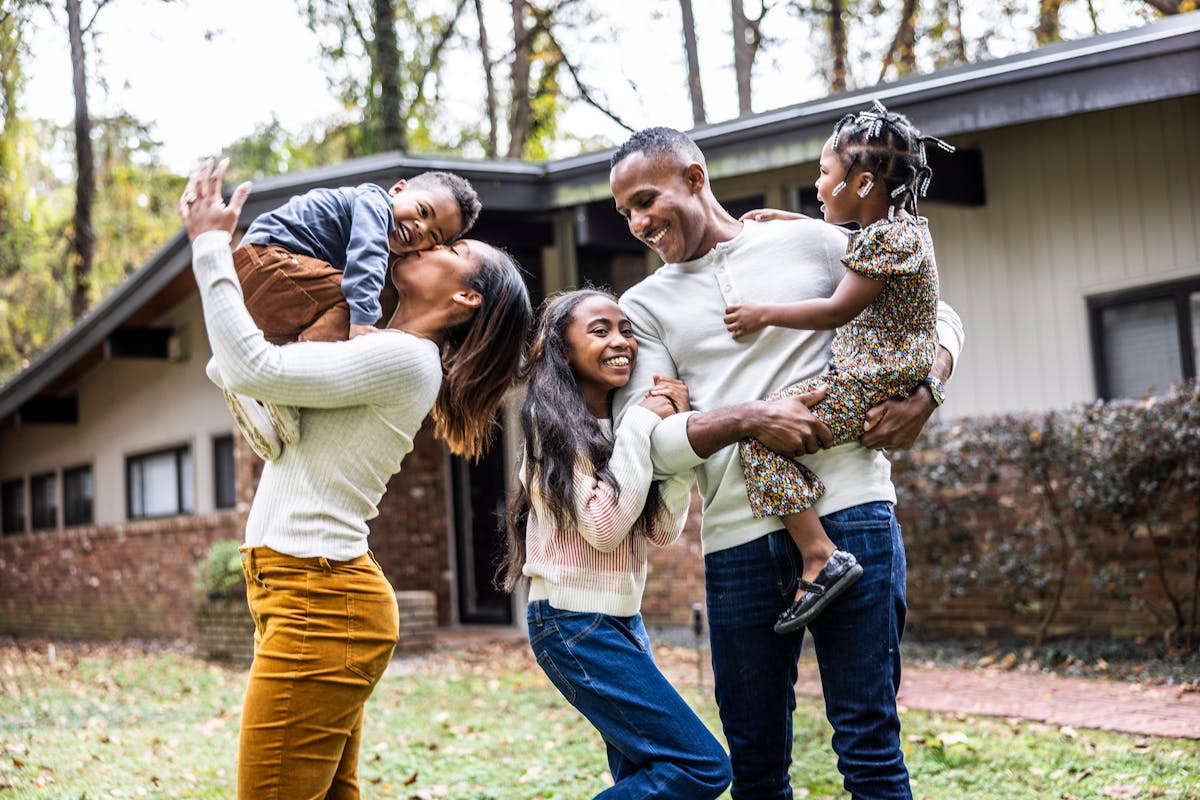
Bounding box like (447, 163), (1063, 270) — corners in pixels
(497, 288), (664, 592)
(433, 242), (533, 461)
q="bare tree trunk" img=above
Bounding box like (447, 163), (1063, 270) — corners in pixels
(507, 0), (533, 158)
(679, 0), (706, 126)
(372, 0), (405, 151)
(67, 0), (94, 322)
(1036, 0), (1065, 45)
(828, 0), (847, 93)
(878, 0), (919, 81)
(473, 0), (498, 156)
(1084, 0), (1100, 34)
(731, 0), (753, 115)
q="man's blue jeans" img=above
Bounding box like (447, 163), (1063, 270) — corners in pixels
(704, 501), (911, 800)
(527, 601), (732, 799)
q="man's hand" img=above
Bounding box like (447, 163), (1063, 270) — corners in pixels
(860, 391), (934, 450)
(349, 323), (380, 339)
(860, 344), (953, 450)
(747, 386), (832, 457)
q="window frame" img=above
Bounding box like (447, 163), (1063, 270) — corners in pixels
(213, 434), (236, 510)
(2, 478), (25, 536)
(1088, 276), (1200, 400)
(126, 444), (194, 520)
(63, 464), (95, 527)
(30, 471), (58, 531)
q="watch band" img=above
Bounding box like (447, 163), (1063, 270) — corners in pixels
(919, 376), (946, 407)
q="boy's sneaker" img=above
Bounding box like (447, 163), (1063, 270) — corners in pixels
(264, 402), (301, 445)
(222, 389), (282, 461)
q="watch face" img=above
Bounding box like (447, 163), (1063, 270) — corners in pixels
(930, 379), (945, 405)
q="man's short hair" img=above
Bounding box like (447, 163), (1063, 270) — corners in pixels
(610, 127), (706, 170)
(406, 171), (482, 237)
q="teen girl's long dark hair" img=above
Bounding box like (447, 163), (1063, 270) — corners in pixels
(434, 242), (533, 461)
(496, 288), (664, 592)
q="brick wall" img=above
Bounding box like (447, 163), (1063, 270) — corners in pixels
(367, 422), (455, 626)
(641, 444), (1197, 645)
(893, 451), (1198, 643)
(0, 422), (453, 641)
(6, 415), (1194, 646)
(643, 490), (707, 630)
(0, 511), (244, 640)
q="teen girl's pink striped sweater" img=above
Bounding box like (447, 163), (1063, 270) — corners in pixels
(522, 405), (696, 617)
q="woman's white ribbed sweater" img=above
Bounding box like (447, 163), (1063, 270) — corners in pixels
(192, 230), (442, 561)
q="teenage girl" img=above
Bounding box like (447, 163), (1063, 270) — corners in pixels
(724, 100), (954, 634)
(498, 288), (731, 799)
(180, 159), (533, 799)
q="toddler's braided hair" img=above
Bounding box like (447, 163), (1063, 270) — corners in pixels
(829, 100), (955, 215)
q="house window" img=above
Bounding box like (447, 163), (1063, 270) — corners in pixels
(64, 465), (94, 527)
(30, 472), (58, 530)
(213, 435), (236, 510)
(1089, 277), (1199, 399)
(127, 445), (194, 519)
(2, 479), (24, 535)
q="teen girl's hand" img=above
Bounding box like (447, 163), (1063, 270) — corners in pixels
(724, 302), (770, 339)
(739, 208), (809, 223)
(638, 394), (677, 419)
(179, 158), (251, 242)
(645, 374), (691, 414)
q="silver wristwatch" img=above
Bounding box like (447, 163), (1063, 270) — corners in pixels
(919, 376), (946, 407)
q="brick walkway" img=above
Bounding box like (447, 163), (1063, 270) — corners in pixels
(432, 629), (1200, 740)
(794, 661), (1200, 740)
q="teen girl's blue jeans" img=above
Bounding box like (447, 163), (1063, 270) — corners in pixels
(705, 501), (911, 800)
(527, 601), (732, 799)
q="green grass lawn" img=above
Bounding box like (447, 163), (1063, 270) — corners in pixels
(1, 640), (1197, 799)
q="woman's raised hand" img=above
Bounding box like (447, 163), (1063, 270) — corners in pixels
(179, 158), (252, 242)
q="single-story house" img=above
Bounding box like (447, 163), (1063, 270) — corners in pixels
(1, 13), (1197, 641)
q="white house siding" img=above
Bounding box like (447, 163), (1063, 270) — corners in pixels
(0, 296), (232, 527)
(926, 97), (1199, 416)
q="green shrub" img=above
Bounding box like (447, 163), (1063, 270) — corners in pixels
(893, 380), (1200, 651)
(195, 539), (246, 600)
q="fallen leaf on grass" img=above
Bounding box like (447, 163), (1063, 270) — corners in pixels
(200, 710), (228, 735)
(1101, 784), (1141, 798)
(935, 732), (970, 747)
(517, 765), (544, 784)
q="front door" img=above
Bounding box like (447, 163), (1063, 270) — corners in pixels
(450, 442), (513, 625)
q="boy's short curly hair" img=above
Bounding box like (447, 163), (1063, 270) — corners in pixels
(406, 171), (482, 238)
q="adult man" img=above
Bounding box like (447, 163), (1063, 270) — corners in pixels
(610, 127), (963, 799)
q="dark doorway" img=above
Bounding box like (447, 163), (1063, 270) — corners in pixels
(450, 440), (513, 625)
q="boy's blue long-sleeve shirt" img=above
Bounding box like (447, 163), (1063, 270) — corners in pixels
(241, 184), (395, 326)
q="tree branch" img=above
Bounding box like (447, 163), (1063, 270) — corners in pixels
(411, 0), (469, 113)
(546, 31), (634, 132)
